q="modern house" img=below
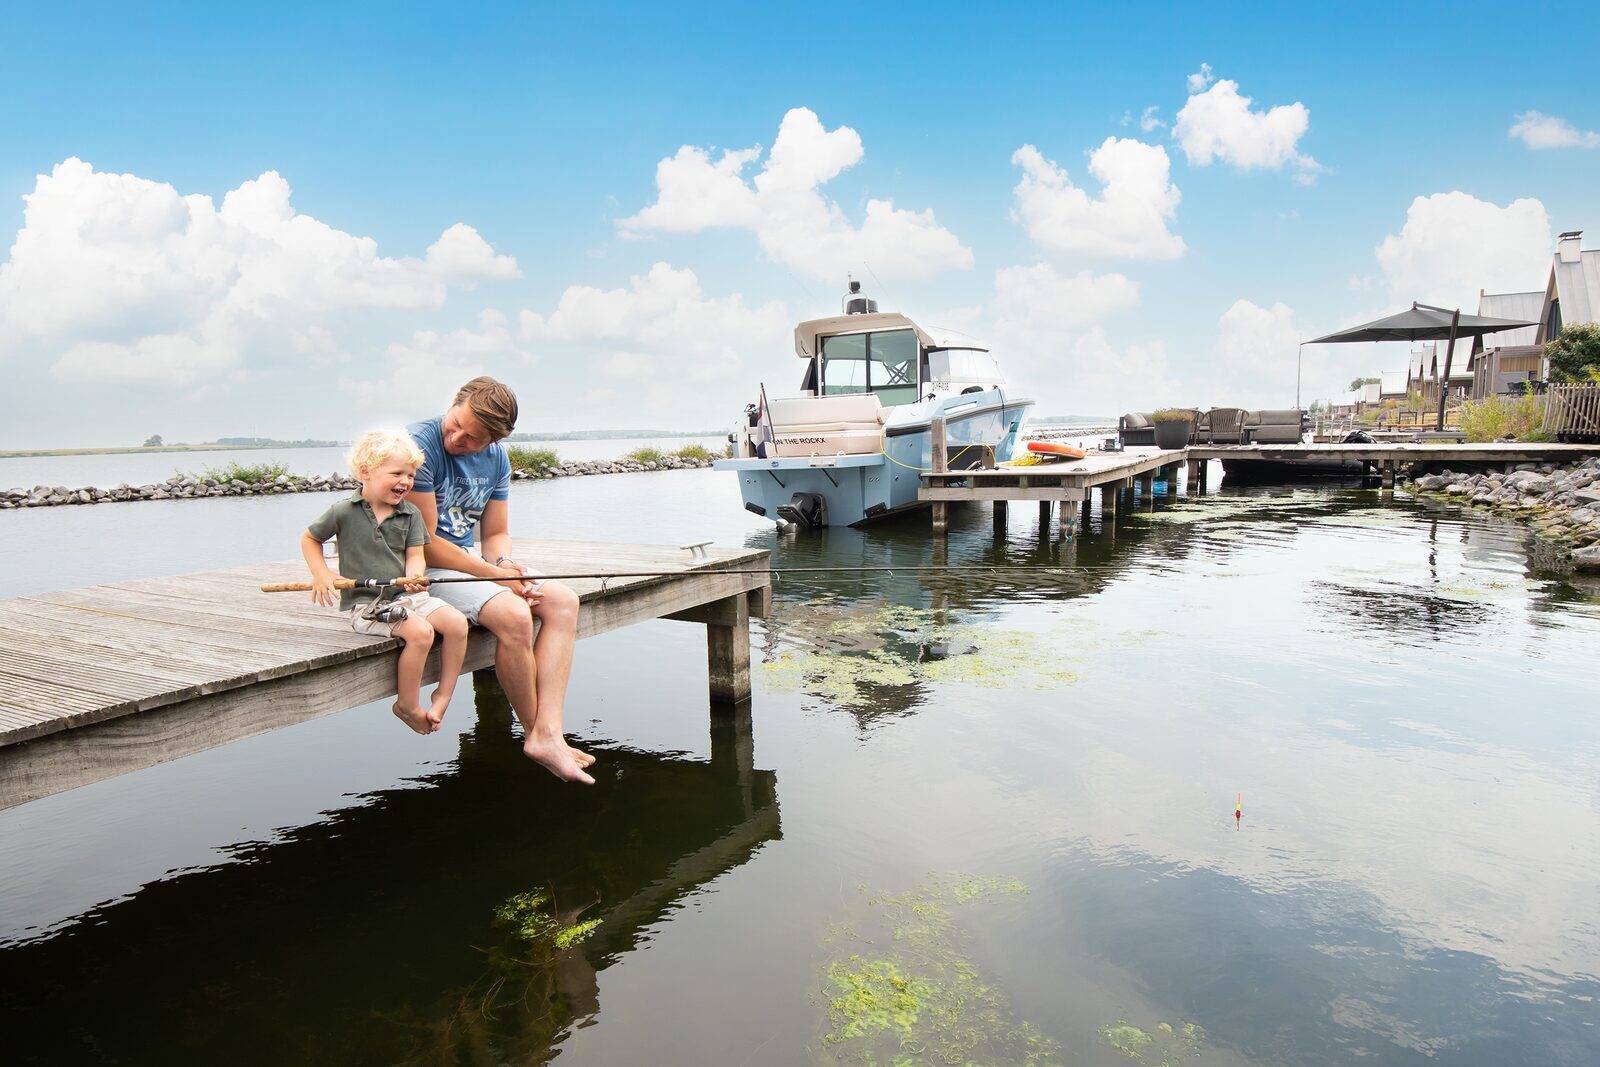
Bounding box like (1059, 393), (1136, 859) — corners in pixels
(1539, 230), (1599, 344)
(1469, 290), (1543, 398)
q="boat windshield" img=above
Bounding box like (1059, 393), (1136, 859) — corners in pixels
(927, 347), (1002, 385)
(819, 329), (919, 405)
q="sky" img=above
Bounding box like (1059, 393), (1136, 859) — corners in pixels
(1, 2), (1597, 448)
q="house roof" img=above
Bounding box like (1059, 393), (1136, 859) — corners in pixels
(1552, 247), (1600, 326)
(1475, 291), (1543, 349)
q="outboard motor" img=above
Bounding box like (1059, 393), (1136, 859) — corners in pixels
(777, 492), (828, 530)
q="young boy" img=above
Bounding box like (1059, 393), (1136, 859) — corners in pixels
(300, 430), (471, 735)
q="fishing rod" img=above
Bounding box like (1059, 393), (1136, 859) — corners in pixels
(259, 563), (1091, 593)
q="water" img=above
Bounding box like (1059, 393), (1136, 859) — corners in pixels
(2, 468), (1598, 1065)
(0, 436), (725, 489)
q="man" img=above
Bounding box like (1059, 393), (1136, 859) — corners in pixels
(407, 377), (595, 784)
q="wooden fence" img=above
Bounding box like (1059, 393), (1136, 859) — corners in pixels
(1541, 384), (1600, 440)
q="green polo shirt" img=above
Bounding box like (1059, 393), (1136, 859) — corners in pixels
(307, 491), (432, 610)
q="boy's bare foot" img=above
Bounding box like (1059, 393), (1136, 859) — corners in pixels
(392, 700), (433, 736)
(525, 732), (595, 784)
(427, 689), (452, 729)
(570, 745), (596, 768)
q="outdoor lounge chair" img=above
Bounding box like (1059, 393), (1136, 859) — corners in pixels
(1242, 409), (1305, 444)
(1118, 412), (1156, 446)
(1206, 407), (1247, 444)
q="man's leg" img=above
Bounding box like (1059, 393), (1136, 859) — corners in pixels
(529, 581), (591, 765)
(477, 588), (593, 784)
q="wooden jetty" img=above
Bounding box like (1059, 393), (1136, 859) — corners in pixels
(0, 538), (770, 811)
(921, 428), (1600, 534)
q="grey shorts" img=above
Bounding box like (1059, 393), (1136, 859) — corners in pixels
(348, 593), (448, 636)
(424, 566), (543, 625)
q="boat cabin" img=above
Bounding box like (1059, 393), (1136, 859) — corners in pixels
(792, 283), (1008, 407)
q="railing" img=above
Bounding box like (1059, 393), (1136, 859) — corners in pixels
(1541, 384), (1600, 439)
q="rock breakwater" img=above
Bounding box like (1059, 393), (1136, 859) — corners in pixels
(1405, 456), (1600, 569)
(1, 454), (715, 510)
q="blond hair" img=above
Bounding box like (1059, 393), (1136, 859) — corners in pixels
(348, 430), (425, 479)
(453, 376), (518, 441)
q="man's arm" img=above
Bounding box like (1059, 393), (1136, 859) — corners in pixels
(406, 491), (529, 590)
(478, 498), (514, 570)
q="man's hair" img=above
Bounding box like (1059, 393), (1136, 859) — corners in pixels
(348, 430), (425, 479)
(453, 376), (518, 441)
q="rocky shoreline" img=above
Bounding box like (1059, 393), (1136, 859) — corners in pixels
(1405, 456), (1600, 569)
(1, 454), (716, 510)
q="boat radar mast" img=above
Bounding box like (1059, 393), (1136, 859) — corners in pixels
(842, 277), (878, 315)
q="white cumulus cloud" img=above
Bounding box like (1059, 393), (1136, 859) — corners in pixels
(1217, 299), (1301, 375)
(1139, 106), (1166, 132)
(1009, 139), (1185, 261)
(0, 158), (520, 386)
(1374, 192), (1551, 308)
(520, 262), (788, 381)
(1174, 74), (1321, 181)
(1508, 111), (1600, 150)
(1187, 63), (1215, 94)
(617, 107), (972, 281)
(338, 309), (529, 417)
(992, 263), (1140, 334)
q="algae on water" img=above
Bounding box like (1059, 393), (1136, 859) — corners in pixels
(817, 875), (1056, 1066)
(764, 600), (1080, 711)
(1099, 1019), (1205, 1065)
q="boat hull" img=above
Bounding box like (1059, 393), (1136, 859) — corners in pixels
(717, 393), (1031, 526)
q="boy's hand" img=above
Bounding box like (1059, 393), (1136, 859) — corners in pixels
(396, 574), (431, 592)
(310, 573), (338, 607)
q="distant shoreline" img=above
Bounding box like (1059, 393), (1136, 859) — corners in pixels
(0, 431), (724, 460)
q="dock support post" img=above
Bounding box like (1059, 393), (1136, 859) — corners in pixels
(706, 593), (752, 706)
(993, 499), (1007, 534)
(1380, 461), (1396, 489)
(1138, 472), (1154, 499)
(1185, 459), (1200, 493)
(1039, 500), (1051, 528)
(930, 416), (948, 534)
(1101, 484), (1118, 518)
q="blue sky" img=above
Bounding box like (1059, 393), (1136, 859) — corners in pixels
(1, 2), (1596, 446)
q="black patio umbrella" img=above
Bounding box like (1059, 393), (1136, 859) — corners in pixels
(1306, 302), (1539, 430)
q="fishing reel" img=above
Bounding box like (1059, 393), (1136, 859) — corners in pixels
(360, 600), (411, 625)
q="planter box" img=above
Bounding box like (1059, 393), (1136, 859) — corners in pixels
(1153, 419), (1192, 449)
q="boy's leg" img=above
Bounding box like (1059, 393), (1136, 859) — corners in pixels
(426, 603), (470, 726)
(390, 613), (436, 735)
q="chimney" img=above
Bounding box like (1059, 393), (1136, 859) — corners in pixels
(1558, 230), (1582, 264)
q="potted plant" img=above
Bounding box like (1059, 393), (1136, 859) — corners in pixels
(1151, 408), (1194, 449)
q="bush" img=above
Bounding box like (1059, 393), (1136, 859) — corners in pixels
(674, 444), (714, 462)
(625, 446), (666, 464)
(506, 446), (559, 474)
(1150, 408), (1193, 423)
(187, 460), (292, 484)
(1458, 394), (1546, 442)
(1546, 322), (1600, 383)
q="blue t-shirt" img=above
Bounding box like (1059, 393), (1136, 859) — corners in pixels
(407, 416), (511, 549)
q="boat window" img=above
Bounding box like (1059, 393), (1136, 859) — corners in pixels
(820, 329), (919, 404)
(927, 347), (1001, 385)
(821, 333), (868, 393)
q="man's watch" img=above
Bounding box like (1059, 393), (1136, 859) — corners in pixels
(494, 556), (516, 569)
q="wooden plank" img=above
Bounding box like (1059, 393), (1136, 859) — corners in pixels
(919, 486), (1087, 502)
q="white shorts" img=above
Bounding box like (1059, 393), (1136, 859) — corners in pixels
(348, 593), (449, 636)
(424, 564), (543, 625)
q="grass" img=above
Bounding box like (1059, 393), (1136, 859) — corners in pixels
(624, 446), (667, 464)
(1459, 394), (1547, 442)
(184, 460), (294, 484)
(506, 445), (560, 474)
(674, 443), (715, 462)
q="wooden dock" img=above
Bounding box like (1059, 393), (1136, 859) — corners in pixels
(920, 440), (1600, 532)
(0, 538), (770, 811)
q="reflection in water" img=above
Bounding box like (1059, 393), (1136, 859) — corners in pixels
(4, 471), (1600, 1064)
(0, 678), (779, 1066)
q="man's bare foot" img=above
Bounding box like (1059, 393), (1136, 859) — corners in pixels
(392, 700), (433, 736)
(524, 732), (595, 784)
(426, 689), (452, 729)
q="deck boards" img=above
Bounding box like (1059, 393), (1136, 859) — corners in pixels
(0, 538), (769, 809)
